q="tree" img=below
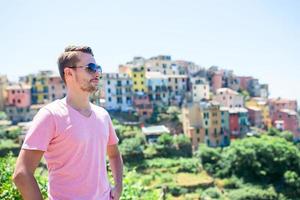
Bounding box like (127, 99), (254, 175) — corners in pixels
(219, 135), (300, 184)
(173, 134), (192, 157)
(195, 144), (222, 174)
(119, 137), (145, 162)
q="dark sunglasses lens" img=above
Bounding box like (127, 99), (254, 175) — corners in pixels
(87, 63), (102, 73)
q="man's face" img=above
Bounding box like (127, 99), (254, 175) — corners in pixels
(72, 52), (100, 93)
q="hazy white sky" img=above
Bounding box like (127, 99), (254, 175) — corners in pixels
(0, 0), (299, 102)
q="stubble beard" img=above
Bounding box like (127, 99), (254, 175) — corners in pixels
(76, 74), (99, 93)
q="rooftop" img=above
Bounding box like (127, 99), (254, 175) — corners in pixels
(142, 125), (170, 135)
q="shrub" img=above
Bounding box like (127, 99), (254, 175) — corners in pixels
(227, 186), (277, 200)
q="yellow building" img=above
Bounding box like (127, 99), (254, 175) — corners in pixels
(182, 101), (224, 150)
(182, 103), (202, 150)
(200, 101), (222, 147)
(131, 67), (147, 93)
(246, 97), (271, 128)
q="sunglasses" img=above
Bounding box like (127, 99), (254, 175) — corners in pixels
(69, 63), (102, 74)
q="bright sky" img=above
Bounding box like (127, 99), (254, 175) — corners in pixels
(1, 0), (299, 103)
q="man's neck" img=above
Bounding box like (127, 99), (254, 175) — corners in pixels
(66, 89), (91, 111)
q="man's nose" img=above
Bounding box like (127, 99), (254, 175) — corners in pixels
(94, 70), (101, 78)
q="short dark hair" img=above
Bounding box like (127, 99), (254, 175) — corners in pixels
(57, 45), (94, 83)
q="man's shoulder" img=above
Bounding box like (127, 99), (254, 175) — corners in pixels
(91, 103), (110, 117)
(42, 98), (66, 115)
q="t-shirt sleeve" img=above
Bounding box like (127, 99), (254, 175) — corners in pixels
(22, 107), (56, 151)
(107, 114), (119, 145)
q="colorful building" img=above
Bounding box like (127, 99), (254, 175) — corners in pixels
(190, 77), (210, 102)
(6, 84), (31, 108)
(20, 70), (54, 104)
(228, 107), (249, 138)
(146, 72), (169, 105)
(211, 71), (223, 93)
(133, 92), (153, 120)
(200, 101), (223, 147)
(166, 75), (188, 106)
(0, 75), (8, 111)
(48, 75), (66, 102)
(213, 88), (244, 108)
(273, 109), (299, 137)
(268, 98), (298, 120)
(246, 106), (263, 128)
(132, 67), (147, 93)
(182, 101), (229, 149)
(182, 103), (203, 150)
(246, 97), (271, 129)
(102, 73), (133, 111)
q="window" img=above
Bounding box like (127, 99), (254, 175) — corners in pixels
(107, 80), (110, 85)
(17, 99), (21, 103)
(117, 97), (122, 104)
(134, 81), (137, 84)
(141, 74), (143, 78)
(196, 128), (200, 134)
(134, 74), (137, 78)
(205, 129), (209, 136)
(12, 90), (15, 94)
(108, 88), (111, 93)
(108, 97), (112, 102)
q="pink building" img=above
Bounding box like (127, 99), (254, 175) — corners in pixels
(133, 93), (153, 119)
(212, 71), (223, 93)
(6, 84), (31, 108)
(48, 75), (66, 102)
(237, 76), (253, 91)
(229, 112), (239, 137)
(273, 109), (299, 135)
(246, 106), (263, 128)
(268, 98), (298, 120)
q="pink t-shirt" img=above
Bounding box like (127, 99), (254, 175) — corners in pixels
(22, 98), (119, 200)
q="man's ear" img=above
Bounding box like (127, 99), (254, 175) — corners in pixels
(64, 68), (73, 78)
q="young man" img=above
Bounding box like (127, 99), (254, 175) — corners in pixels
(13, 46), (123, 200)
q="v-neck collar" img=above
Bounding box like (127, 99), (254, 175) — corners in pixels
(61, 97), (95, 119)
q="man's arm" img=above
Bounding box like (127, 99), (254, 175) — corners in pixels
(13, 149), (44, 200)
(107, 144), (123, 200)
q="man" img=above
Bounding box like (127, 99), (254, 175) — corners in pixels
(13, 45), (123, 200)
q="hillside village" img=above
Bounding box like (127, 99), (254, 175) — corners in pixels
(0, 55), (299, 150)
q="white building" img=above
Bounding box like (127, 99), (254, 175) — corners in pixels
(146, 72), (169, 105)
(102, 73), (133, 111)
(213, 88), (244, 108)
(190, 77), (210, 102)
